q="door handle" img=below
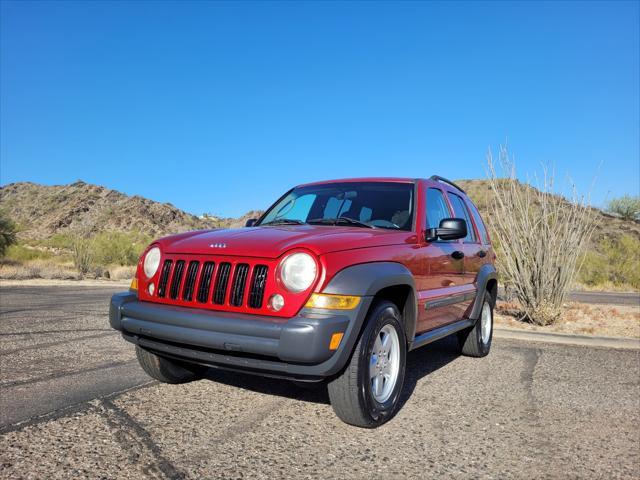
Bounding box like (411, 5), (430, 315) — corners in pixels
(478, 250), (487, 258)
(451, 251), (465, 260)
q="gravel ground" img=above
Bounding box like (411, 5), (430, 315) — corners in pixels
(1, 285), (639, 479)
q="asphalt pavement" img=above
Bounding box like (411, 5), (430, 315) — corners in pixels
(1, 285), (639, 479)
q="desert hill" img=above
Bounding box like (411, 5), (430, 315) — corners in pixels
(1, 180), (637, 248)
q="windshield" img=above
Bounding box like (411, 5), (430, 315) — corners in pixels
(257, 182), (414, 231)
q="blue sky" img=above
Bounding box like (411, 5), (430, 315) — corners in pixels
(1, 1), (638, 217)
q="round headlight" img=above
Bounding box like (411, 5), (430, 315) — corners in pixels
(279, 252), (317, 293)
(143, 247), (161, 279)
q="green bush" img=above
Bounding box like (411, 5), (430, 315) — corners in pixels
(4, 244), (53, 262)
(579, 235), (640, 289)
(91, 231), (151, 266)
(0, 211), (18, 257)
(606, 195), (640, 221)
(42, 233), (75, 250)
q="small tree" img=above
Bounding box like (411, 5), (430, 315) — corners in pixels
(487, 146), (598, 325)
(606, 195), (640, 221)
(0, 211), (18, 257)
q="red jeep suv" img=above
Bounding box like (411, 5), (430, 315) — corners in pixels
(110, 176), (497, 427)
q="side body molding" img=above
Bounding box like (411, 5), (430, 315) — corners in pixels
(469, 263), (498, 320)
(322, 262), (418, 343)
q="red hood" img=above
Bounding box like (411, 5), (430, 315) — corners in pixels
(157, 226), (416, 259)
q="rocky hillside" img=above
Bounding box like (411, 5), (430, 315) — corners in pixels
(457, 179), (640, 246)
(1, 179), (637, 248)
(0, 181), (256, 240)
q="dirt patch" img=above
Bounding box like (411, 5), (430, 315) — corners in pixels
(496, 301), (640, 339)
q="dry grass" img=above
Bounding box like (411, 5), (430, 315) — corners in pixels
(495, 301), (640, 338)
(0, 259), (81, 280)
(573, 281), (639, 293)
(0, 259), (137, 282)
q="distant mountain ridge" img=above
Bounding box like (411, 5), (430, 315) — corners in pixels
(0, 180), (262, 240)
(0, 180), (637, 248)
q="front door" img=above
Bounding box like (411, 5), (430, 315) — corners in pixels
(415, 187), (467, 334)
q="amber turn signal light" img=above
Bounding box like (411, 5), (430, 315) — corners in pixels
(305, 293), (360, 310)
(329, 332), (344, 350)
(130, 278), (138, 291)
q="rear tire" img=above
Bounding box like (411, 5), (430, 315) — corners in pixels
(136, 346), (205, 384)
(327, 300), (406, 428)
(458, 291), (493, 357)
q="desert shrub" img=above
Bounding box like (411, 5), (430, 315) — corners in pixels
(579, 235), (640, 289)
(42, 233), (74, 250)
(109, 265), (137, 280)
(4, 244), (53, 262)
(91, 231), (150, 266)
(0, 211), (18, 257)
(70, 234), (93, 276)
(606, 195), (640, 221)
(487, 146), (598, 325)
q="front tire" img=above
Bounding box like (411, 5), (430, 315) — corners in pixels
(327, 300), (406, 428)
(458, 291), (493, 357)
(136, 346), (205, 384)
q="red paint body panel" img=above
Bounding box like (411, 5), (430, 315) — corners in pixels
(135, 177), (494, 334)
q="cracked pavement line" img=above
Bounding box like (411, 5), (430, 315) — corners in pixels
(99, 399), (188, 480)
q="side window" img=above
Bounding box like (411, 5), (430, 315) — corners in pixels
(425, 188), (451, 229)
(467, 201), (489, 244)
(446, 192), (477, 243)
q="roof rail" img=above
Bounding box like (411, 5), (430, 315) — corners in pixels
(429, 175), (466, 194)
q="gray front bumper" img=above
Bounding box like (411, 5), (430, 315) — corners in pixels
(109, 292), (372, 379)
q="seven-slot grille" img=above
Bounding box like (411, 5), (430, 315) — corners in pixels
(156, 258), (268, 309)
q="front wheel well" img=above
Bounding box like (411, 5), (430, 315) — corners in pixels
(372, 285), (416, 344)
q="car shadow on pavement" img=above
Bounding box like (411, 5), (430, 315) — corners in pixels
(199, 336), (461, 410)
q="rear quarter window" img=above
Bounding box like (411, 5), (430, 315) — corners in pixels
(446, 192), (477, 243)
(467, 200), (490, 245)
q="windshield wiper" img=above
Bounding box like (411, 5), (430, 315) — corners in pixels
(261, 218), (306, 226)
(308, 217), (375, 229)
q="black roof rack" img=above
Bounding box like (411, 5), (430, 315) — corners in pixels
(429, 175), (466, 194)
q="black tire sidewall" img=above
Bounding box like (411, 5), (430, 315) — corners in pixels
(357, 303), (407, 423)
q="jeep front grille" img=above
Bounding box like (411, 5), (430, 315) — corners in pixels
(230, 263), (250, 306)
(152, 257), (268, 310)
(196, 262), (215, 303)
(182, 261), (200, 302)
(213, 262), (231, 305)
(157, 260), (172, 298)
(169, 260), (185, 300)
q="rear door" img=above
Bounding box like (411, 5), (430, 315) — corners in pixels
(466, 198), (494, 283)
(445, 191), (481, 317)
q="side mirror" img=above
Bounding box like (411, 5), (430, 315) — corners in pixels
(245, 218), (258, 227)
(425, 218), (467, 242)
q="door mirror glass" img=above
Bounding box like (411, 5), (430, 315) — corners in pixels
(425, 218), (467, 241)
(245, 218), (258, 227)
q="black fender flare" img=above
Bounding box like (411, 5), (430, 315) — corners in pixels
(470, 264), (498, 320)
(322, 262), (418, 344)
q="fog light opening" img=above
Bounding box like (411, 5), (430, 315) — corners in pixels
(269, 293), (285, 312)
